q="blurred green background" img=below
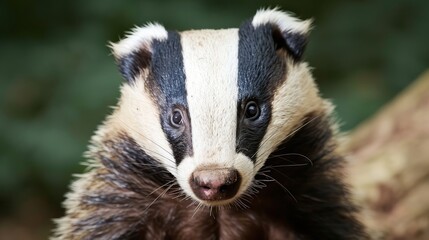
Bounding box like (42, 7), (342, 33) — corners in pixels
(1, 0), (428, 239)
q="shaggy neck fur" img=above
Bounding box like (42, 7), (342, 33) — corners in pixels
(52, 110), (367, 240)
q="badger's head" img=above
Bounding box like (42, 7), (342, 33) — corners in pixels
(108, 9), (327, 207)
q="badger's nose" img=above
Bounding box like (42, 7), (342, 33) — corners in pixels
(190, 168), (241, 201)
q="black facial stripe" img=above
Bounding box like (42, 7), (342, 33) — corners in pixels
(147, 31), (193, 165)
(236, 20), (287, 161)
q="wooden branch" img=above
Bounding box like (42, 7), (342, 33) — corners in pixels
(342, 70), (429, 239)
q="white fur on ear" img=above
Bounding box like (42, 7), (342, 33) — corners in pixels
(110, 23), (168, 58)
(252, 8), (312, 35)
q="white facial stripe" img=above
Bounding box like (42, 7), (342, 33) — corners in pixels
(181, 29), (239, 167)
(255, 62), (325, 171)
(177, 29), (255, 203)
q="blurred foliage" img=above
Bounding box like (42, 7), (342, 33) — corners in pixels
(0, 0), (428, 238)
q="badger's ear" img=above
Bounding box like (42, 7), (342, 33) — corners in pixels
(109, 23), (168, 83)
(252, 8), (312, 61)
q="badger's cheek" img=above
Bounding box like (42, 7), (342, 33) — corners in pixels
(176, 153), (254, 206)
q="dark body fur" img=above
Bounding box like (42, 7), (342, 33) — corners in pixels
(54, 111), (367, 240)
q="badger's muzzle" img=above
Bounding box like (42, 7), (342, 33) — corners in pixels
(190, 168), (241, 202)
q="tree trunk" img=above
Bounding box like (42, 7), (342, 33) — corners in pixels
(342, 70), (429, 239)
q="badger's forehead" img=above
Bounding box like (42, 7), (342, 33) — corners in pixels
(180, 29), (239, 107)
(148, 24), (286, 104)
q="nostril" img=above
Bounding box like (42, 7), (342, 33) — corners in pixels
(219, 185), (228, 193)
(190, 168), (241, 201)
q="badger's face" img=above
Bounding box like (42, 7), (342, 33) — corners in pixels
(110, 9), (324, 206)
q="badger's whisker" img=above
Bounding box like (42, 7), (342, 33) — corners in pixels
(258, 172), (297, 203)
(269, 163), (309, 168)
(146, 179), (176, 197)
(192, 202), (205, 218)
(234, 198), (248, 210)
(142, 183), (174, 214)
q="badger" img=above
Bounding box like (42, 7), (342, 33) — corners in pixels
(52, 8), (368, 240)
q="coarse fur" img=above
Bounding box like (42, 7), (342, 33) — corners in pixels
(52, 8), (368, 240)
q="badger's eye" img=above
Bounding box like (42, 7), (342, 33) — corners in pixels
(244, 101), (260, 120)
(171, 109), (183, 127)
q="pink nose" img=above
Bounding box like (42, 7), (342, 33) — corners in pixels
(190, 168), (241, 201)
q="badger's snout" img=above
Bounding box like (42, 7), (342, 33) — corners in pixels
(190, 168), (241, 202)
